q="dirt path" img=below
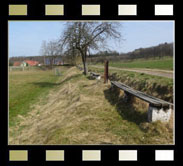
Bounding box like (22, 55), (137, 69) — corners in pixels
(91, 65), (173, 79)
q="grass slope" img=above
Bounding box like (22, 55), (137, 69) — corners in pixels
(89, 66), (173, 102)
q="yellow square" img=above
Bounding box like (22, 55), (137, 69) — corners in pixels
(46, 150), (64, 161)
(82, 5), (100, 15)
(9, 150), (28, 161)
(9, 5), (27, 16)
(45, 5), (64, 15)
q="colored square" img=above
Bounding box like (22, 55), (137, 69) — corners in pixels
(46, 150), (64, 161)
(119, 150), (137, 161)
(155, 5), (173, 15)
(82, 150), (101, 161)
(9, 5), (27, 16)
(82, 5), (100, 15)
(118, 5), (137, 15)
(155, 150), (174, 161)
(45, 5), (64, 15)
(9, 150), (28, 161)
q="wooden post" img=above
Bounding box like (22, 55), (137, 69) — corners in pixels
(124, 92), (132, 102)
(104, 60), (109, 83)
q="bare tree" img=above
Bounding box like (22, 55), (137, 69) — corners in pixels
(60, 22), (122, 75)
(40, 40), (47, 65)
(40, 40), (63, 67)
(64, 48), (80, 65)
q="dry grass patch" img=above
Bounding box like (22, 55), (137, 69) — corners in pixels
(9, 67), (173, 145)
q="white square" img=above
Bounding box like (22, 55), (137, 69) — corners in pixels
(118, 5), (137, 15)
(155, 5), (173, 16)
(155, 150), (174, 161)
(119, 150), (137, 161)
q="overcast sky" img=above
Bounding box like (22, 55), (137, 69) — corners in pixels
(9, 21), (174, 57)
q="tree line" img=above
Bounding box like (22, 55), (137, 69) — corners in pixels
(9, 42), (173, 66)
(87, 42), (173, 64)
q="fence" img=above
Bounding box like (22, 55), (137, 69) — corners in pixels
(9, 66), (37, 72)
(54, 68), (62, 76)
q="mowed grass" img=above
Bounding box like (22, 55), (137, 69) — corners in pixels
(104, 57), (173, 70)
(9, 67), (173, 145)
(9, 67), (67, 127)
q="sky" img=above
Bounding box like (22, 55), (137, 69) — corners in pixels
(9, 21), (174, 57)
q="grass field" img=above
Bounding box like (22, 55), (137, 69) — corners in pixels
(9, 67), (68, 127)
(9, 66), (173, 145)
(96, 57), (173, 70)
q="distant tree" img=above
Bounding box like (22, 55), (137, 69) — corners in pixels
(64, 48), (80, 65)
(9, 62), (13, 66)
(60, 22), (122, 75)
(40, 40), (62, 67)
(40, 40), (47, 65)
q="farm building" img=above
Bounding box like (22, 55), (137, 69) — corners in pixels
(13, 61), (21, 66)
(24, 60), (39, 66)
(13, 60), (39, 67)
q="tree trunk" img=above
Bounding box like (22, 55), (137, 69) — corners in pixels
(81, 53), (88, 75)
(83, 61), (88, 75)
(79, 49), (88, 75)
(44, 56), (46, 65)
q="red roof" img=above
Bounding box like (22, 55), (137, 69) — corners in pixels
(24, 60), (39, 66)
(13, 61), (21, 66)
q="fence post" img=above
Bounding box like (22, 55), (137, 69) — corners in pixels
(104, 60), (109, 83)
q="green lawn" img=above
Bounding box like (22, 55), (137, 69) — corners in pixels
(9, 67), (66, 127)
(105, 57), (173, 70)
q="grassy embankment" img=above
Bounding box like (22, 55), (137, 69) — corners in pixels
(89, 66), (173, 102)
(9, 66), (173, 145)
